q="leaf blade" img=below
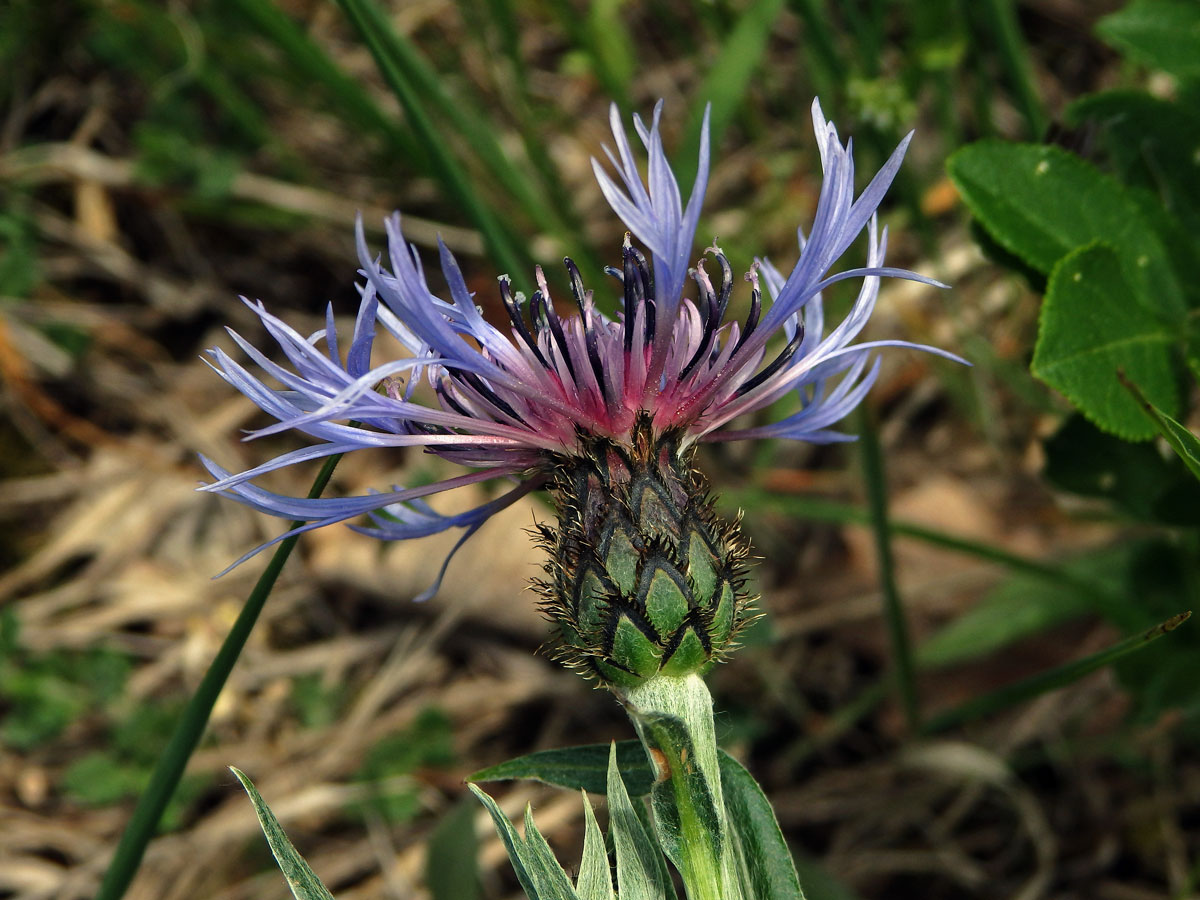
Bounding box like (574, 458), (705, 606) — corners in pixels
(230, 768), (335, 900)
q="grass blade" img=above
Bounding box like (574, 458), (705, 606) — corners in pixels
(333, 0), (533, 277)
(857, 407), (920, 731)
(922, 612), (1193, 733)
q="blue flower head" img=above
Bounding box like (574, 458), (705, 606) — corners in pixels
(201, 99), (963, 605)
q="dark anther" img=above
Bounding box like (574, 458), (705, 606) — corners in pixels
(680, 266), (725, 380)
(735, 319), (804, 396)
(564, 258), (588, 312)
(435, 378), (472, 418)
(456, 369), (526, 422)
(584, 319), (608, 403)
(712, 250), (733, 320)
(500, 276), (550, 369)
(731, 285), (762, 356)
(532, 290), (576, 380)
(621, 239), (646, 353)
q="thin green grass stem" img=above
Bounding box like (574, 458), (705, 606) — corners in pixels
(225, 0), (426, 167)
(787, 0), (844, 103)
(333, 0), (533, 279)
(857, 407), (921, 732)
(720, 489), (1113, 601)
(975, 0), (1047, 138)
(95, 452), (344, 900)
(922, 612), (1192, 734)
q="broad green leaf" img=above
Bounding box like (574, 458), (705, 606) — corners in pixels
(576, 792), (615, 900)
(1096, 0), (1200, 80)
(469, 741), (654, 797)
(1068, 91), (1200, 235)
(1032, 243), (1178, 439)
(468, 784), (543, 900)
(947, 141), (1185, 319)
(1118, 372), (1200, 482)
(230, 768), (335, 900)
(1043, 414), (1200, 525)
(607, 743), (668, 900)
(426, 799), (480, 900)
(718, 751), (805, 900)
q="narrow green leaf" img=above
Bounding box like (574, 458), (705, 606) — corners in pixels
(522, 806), (582, 900)
(947, 141), (1185, 319)
(223, 0), (423, 167)
(576, 792), (615, 900)
(1096, 0), (1200, 80)
(972, 0), (1048, 138)
(916, 554), (1108, 669)
(1068, 91), (1200, 236)
(679, 0), (787, 184)
(717, 752), (805, 900)
(923, 611), (1193, 733)
(858, 408), (919, 731)
(426, 798), (481, 900)
(1118, 371), (1200, 482)
(469, 741), (654, 797)
(333, 0), (532, 277)
(468, 784), (543, 900)
(229, 768), (335, 900)
(607, 743), (668, 900)
(1032, 242), (1178, 439)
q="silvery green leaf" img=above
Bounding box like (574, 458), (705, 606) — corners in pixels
(607, 743), (667, 900)
(522, 806), (581, 900)
(468, 784), (542, 900)
(718, 751), (805, 900)
(469, 741), (655, 796)
(229, 767), (335, 900)
(638, 711), (722, 869)
(576, 790), (614, 900)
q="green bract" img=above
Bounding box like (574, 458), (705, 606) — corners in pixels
(538, 416), (754, 687)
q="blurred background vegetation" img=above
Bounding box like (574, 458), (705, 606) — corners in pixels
(3, 0), (1199, 898)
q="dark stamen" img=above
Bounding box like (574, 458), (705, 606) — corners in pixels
(501, 276), (550, 369)
(564, 258), (588, 312)
(621, 238), (646, 353)
(532, 290), (576, 380)
(454, 369), (525, 422)
(564, 258), (610, 404)
(680, 266), (723, 380)
(435, 378), (472, 418)
(712, 250), (733, 320)
(735, 319), (804, 396)
(731, 285), (762, 356)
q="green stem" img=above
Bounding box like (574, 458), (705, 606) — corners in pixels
(857, 407), (921, 732)
(95, 453), (344, 900)
(620, 674), (735, 900)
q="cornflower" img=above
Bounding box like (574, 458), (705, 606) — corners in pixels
(202, 100), (962, 685)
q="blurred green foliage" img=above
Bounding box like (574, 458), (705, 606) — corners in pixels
(351, 706), (455, 825)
